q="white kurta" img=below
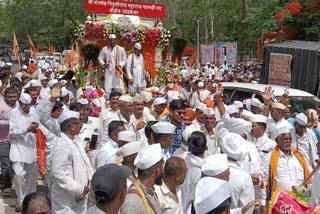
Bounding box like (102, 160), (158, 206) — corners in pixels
(95, 138), (119, 170)
(310, 167), (320, 204)
(262, 150), (304, 193)
(9, 107), (38, 163)
(37, 98), (61, 136)
(98, 45), (127, 93)
(292, 128), (318, 168)
(247, 133), (276, 163)
(126, 53), (145, 93)
(51, 133), (93, 214)
(228, 161), (255, 213)
(181, 153), (203, 214)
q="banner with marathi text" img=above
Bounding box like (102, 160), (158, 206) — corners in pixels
(269, 53), (292, 86)
(85, 0), (166, 19)
(200, 44), (215, 65)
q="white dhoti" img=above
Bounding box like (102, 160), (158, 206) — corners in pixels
(126, 53), (145, 94)
(12, 162), (38, 205)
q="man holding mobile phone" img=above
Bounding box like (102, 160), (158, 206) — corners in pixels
(9, 93), (39, 212)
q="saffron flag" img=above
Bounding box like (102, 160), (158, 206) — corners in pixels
(13, 32), (21, 69)
(27, 33), (38, 59)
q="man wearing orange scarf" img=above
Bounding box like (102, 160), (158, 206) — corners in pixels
(262, 125), (311, 203)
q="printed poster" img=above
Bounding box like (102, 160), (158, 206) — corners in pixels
(269, 53), (292, 86)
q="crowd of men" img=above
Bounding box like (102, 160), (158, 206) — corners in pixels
(0, 34), (320, 214)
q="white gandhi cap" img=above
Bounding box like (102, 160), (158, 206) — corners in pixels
(276, 125), (291, 138)
(19, 93), (32, 105)
(194, 177), (231, 214)
(119, 95), (133, 103)
(250, 114), (267, 124)
(141, 91), (152, 103)
(134, 144), (163, 170)
(151, 122), (176, 134)
(118, 131), (136, 142)
(202, 154), (229, 176)
(227, 105), (239, 115)
(251, 98), (263, 109)
(153, 97), (167, 105)
(134, 42), (142, 50)
(57, 111), (80, 124)
(195, 103), (207, 111)
(203, 107), (215, 116)
(295, 113), (307, 126)
(109, 34), (116, 39)
(77, 98), (89, 105)
(118, 141), (144, 157)
(220, 132), (247, 161)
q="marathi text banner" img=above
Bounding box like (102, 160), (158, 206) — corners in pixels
(85, 0), (166, 19)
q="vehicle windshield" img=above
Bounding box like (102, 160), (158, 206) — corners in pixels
(275, 96), (320, 113)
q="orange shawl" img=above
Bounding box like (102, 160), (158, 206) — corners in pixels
(36, 129), (46, 173)
(269, 146), (311, 194)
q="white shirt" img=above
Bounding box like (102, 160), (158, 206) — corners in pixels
(266, 117), (292, 141)
(37, 99), (61, 136)
(155, 181), (183, 214)
(262, 150), (304, 192)
(292, 128), (318, 168)
(181, 153), (203, 214)
(172, 145), (189, 159)
(95, 139), (119, 169)
(203, 126), (220, 157)
(112, 112), (137, 134)
(228, 161), (255, 213)
(247, 133), (276, 163)
(9, 107), (38, 163)
(241, 141), (262, 175)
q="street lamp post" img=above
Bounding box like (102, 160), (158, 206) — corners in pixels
(194, 16), (206, 66)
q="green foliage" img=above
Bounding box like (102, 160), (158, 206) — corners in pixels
(0, 0), (85, 51)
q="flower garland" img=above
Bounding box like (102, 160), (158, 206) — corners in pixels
(74, 22), (173, 48)
(158, 29), (171, 48)
(136, 27), (146, 43)
(145, 28), (161, 47)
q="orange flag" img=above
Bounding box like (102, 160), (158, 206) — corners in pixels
(13, 32), (21, 69)
(64, 51), (71, 66)
(27, 33), (38, 59)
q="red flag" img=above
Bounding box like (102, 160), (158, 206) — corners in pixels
(13, 32), (21, 69)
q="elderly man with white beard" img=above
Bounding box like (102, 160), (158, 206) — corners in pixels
(262, 125), (311, 205)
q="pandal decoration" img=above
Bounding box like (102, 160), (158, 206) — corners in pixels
(269, 187), (320, 214)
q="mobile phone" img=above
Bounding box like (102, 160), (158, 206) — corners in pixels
(90, 135), (98, 150)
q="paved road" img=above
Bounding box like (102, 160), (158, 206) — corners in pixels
(0, 180), (47, 213)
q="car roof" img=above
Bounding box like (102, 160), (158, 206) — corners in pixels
(221, 82), (315, 97)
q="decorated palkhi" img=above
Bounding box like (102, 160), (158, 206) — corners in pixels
(269, 187), (320, 214)
(73, 15), (175, 87)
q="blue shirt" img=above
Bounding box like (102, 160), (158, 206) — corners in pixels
(161, 116), (185, 154)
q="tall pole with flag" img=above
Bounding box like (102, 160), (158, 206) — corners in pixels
(13, 32), (21, 69)
(27, 33), (38, 59)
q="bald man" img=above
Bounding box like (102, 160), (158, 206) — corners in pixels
(155, 157), (187, 214)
